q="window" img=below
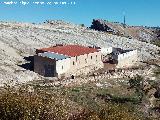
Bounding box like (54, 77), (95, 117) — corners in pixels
(62, 65), (63, 70)
(76, 56), (78, 62)
(85, 59), (87, 63)
(91, 56), (92, 59)
(73, 61), (75, 65)
(96, 55), (97, 61)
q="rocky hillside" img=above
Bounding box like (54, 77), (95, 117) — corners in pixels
(90, 19), (160, 43)
(0, 20), (159, 85)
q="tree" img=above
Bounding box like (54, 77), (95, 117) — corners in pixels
(80, 24), (85, 27)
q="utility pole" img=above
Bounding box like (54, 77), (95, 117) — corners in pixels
(123, 15), (126, 28)
(123, 11), (126, 28)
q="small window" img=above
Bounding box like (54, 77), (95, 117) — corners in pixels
(85, 59), (87, 63)
(73, 61), (75, 65)
(91, 56), (92, 59)
(76, 56), (78, 62)
(96, 55), (98, 61)
(62, 66), (63, 70)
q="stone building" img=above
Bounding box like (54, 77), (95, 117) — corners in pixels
(34, 45), (103, 77)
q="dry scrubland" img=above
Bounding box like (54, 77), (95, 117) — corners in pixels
(0, 20), (160, 119)
(0, 80), (146, 120)
(1, 70), (160, 120)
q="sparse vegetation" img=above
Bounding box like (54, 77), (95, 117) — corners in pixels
(59, 83), (144, 120)
(0, 85), (73, 120)
(153, 67), (160, 77)
(151, 40), (160, 47)
(128, 75), (145, 102)
(0, 82), (146, 120)
(24, 74), (160, 119)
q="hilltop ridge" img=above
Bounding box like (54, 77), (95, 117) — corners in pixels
(90, 19), (160, 43)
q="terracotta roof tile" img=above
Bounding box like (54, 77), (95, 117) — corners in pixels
(38, 45), (99, 57)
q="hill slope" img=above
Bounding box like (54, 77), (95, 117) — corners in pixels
(0, 20), (159, 85)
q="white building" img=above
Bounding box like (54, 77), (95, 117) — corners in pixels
(100, 47), (138, 68)
(100, 47), (113, 55)
(34, 45), (103, 77)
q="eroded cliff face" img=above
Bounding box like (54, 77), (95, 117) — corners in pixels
(90, 19), (160, 43)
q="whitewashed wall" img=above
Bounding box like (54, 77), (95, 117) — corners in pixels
(56, 58), (70, 75)
(100, 47), (113, 55)
(117, 50), (138, 68)
(67, 51), (103, 76)
(35, 51), (103, 77)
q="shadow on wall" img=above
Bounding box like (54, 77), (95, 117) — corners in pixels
(19, 56), (34, 71)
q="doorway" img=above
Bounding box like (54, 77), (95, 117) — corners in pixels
(44, 65), (55, 77)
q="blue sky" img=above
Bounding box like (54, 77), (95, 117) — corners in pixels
(0, 0), (159, 27)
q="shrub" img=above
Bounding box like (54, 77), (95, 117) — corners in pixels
(128, 75), (145, 102)
(153, 67), (160, 77)
(0, 86), (69, 120)
(0, 84), (144, 120)
(80, 24), (85, 27)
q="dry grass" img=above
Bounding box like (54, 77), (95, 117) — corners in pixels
(0, 81), (151, 120)
(63, 83), (144, 120)
(0, 85), (82, 120)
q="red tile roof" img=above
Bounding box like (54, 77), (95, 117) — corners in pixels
(38, 45), (99, 57)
